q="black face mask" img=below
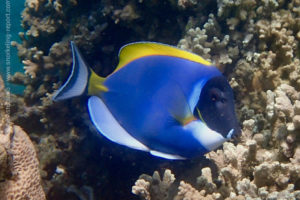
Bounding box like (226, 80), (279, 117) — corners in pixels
(195, 76), (241, 139)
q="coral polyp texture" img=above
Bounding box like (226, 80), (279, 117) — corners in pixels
(0, 76), (45, 200)
(8, 0), (300, 199)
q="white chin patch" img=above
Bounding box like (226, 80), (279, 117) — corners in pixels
(185, 120), (226, 151)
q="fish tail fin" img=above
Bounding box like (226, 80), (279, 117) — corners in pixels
(52, 41), (107, 101)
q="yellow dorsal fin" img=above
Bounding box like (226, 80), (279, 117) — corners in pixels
(114, 42), (211, 73)
(88, 69), (108, 96)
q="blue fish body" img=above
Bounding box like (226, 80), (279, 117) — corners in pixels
(53, 42), (241, 159)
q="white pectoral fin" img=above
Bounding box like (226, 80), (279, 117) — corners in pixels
(167, 82), (193, 122)
(185, 120), (226, 151)
(188, 81), (206, 112)
(87, 96), (149, 152)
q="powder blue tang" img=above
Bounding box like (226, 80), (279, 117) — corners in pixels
(53, 42), (241, 159)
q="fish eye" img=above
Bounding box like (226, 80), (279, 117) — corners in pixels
(210, 91), (220, 102)
(211, 95), (217, 101)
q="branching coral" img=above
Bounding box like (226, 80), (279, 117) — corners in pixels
(23, 59), (39, 78)
(132, 169), (176, 200)
(174, 181), (208, 200)
(178, 14), (238, 71)
(113, 4), (139, 24)
(132, 136), (300, 199)
(177, 0), (198, 9)
(132, 179), (151, 200)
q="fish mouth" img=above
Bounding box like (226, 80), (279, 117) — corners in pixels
(226, 129), (234, 139)
(226, 127), (242, 140)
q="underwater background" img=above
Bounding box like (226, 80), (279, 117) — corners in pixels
(0, 0), (300, 200)
(0, 1), (24, 94)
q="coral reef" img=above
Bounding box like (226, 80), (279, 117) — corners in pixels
(132, 0), (300, 200)
(178, 15), (238, 71)
(132, 169), (176, 200)
(132, 138), (300, 199)
(0, 76), (46, 200)
(8, 0), (300, 199)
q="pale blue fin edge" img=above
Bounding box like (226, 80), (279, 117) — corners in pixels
(189, 81), (206, 113)
(52, 41), (89, 101)
(150, 150), (186, 160)
(87, 96), (149, 152)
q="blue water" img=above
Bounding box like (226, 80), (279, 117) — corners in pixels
(0, 1), (25, 94)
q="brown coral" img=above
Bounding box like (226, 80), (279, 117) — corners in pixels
(0, 75), (45, 200)
(133, 169), (176, 200)
(0, 125), (46, 200)
(174, 181), (208, 200)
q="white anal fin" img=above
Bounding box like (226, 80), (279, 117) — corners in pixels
(150, 150), (186, 160)
(87, 96), (149, 152)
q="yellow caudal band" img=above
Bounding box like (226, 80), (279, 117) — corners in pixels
(88, 70), (108, 95)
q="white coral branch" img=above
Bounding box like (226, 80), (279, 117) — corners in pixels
(23, 60), (38, 79)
